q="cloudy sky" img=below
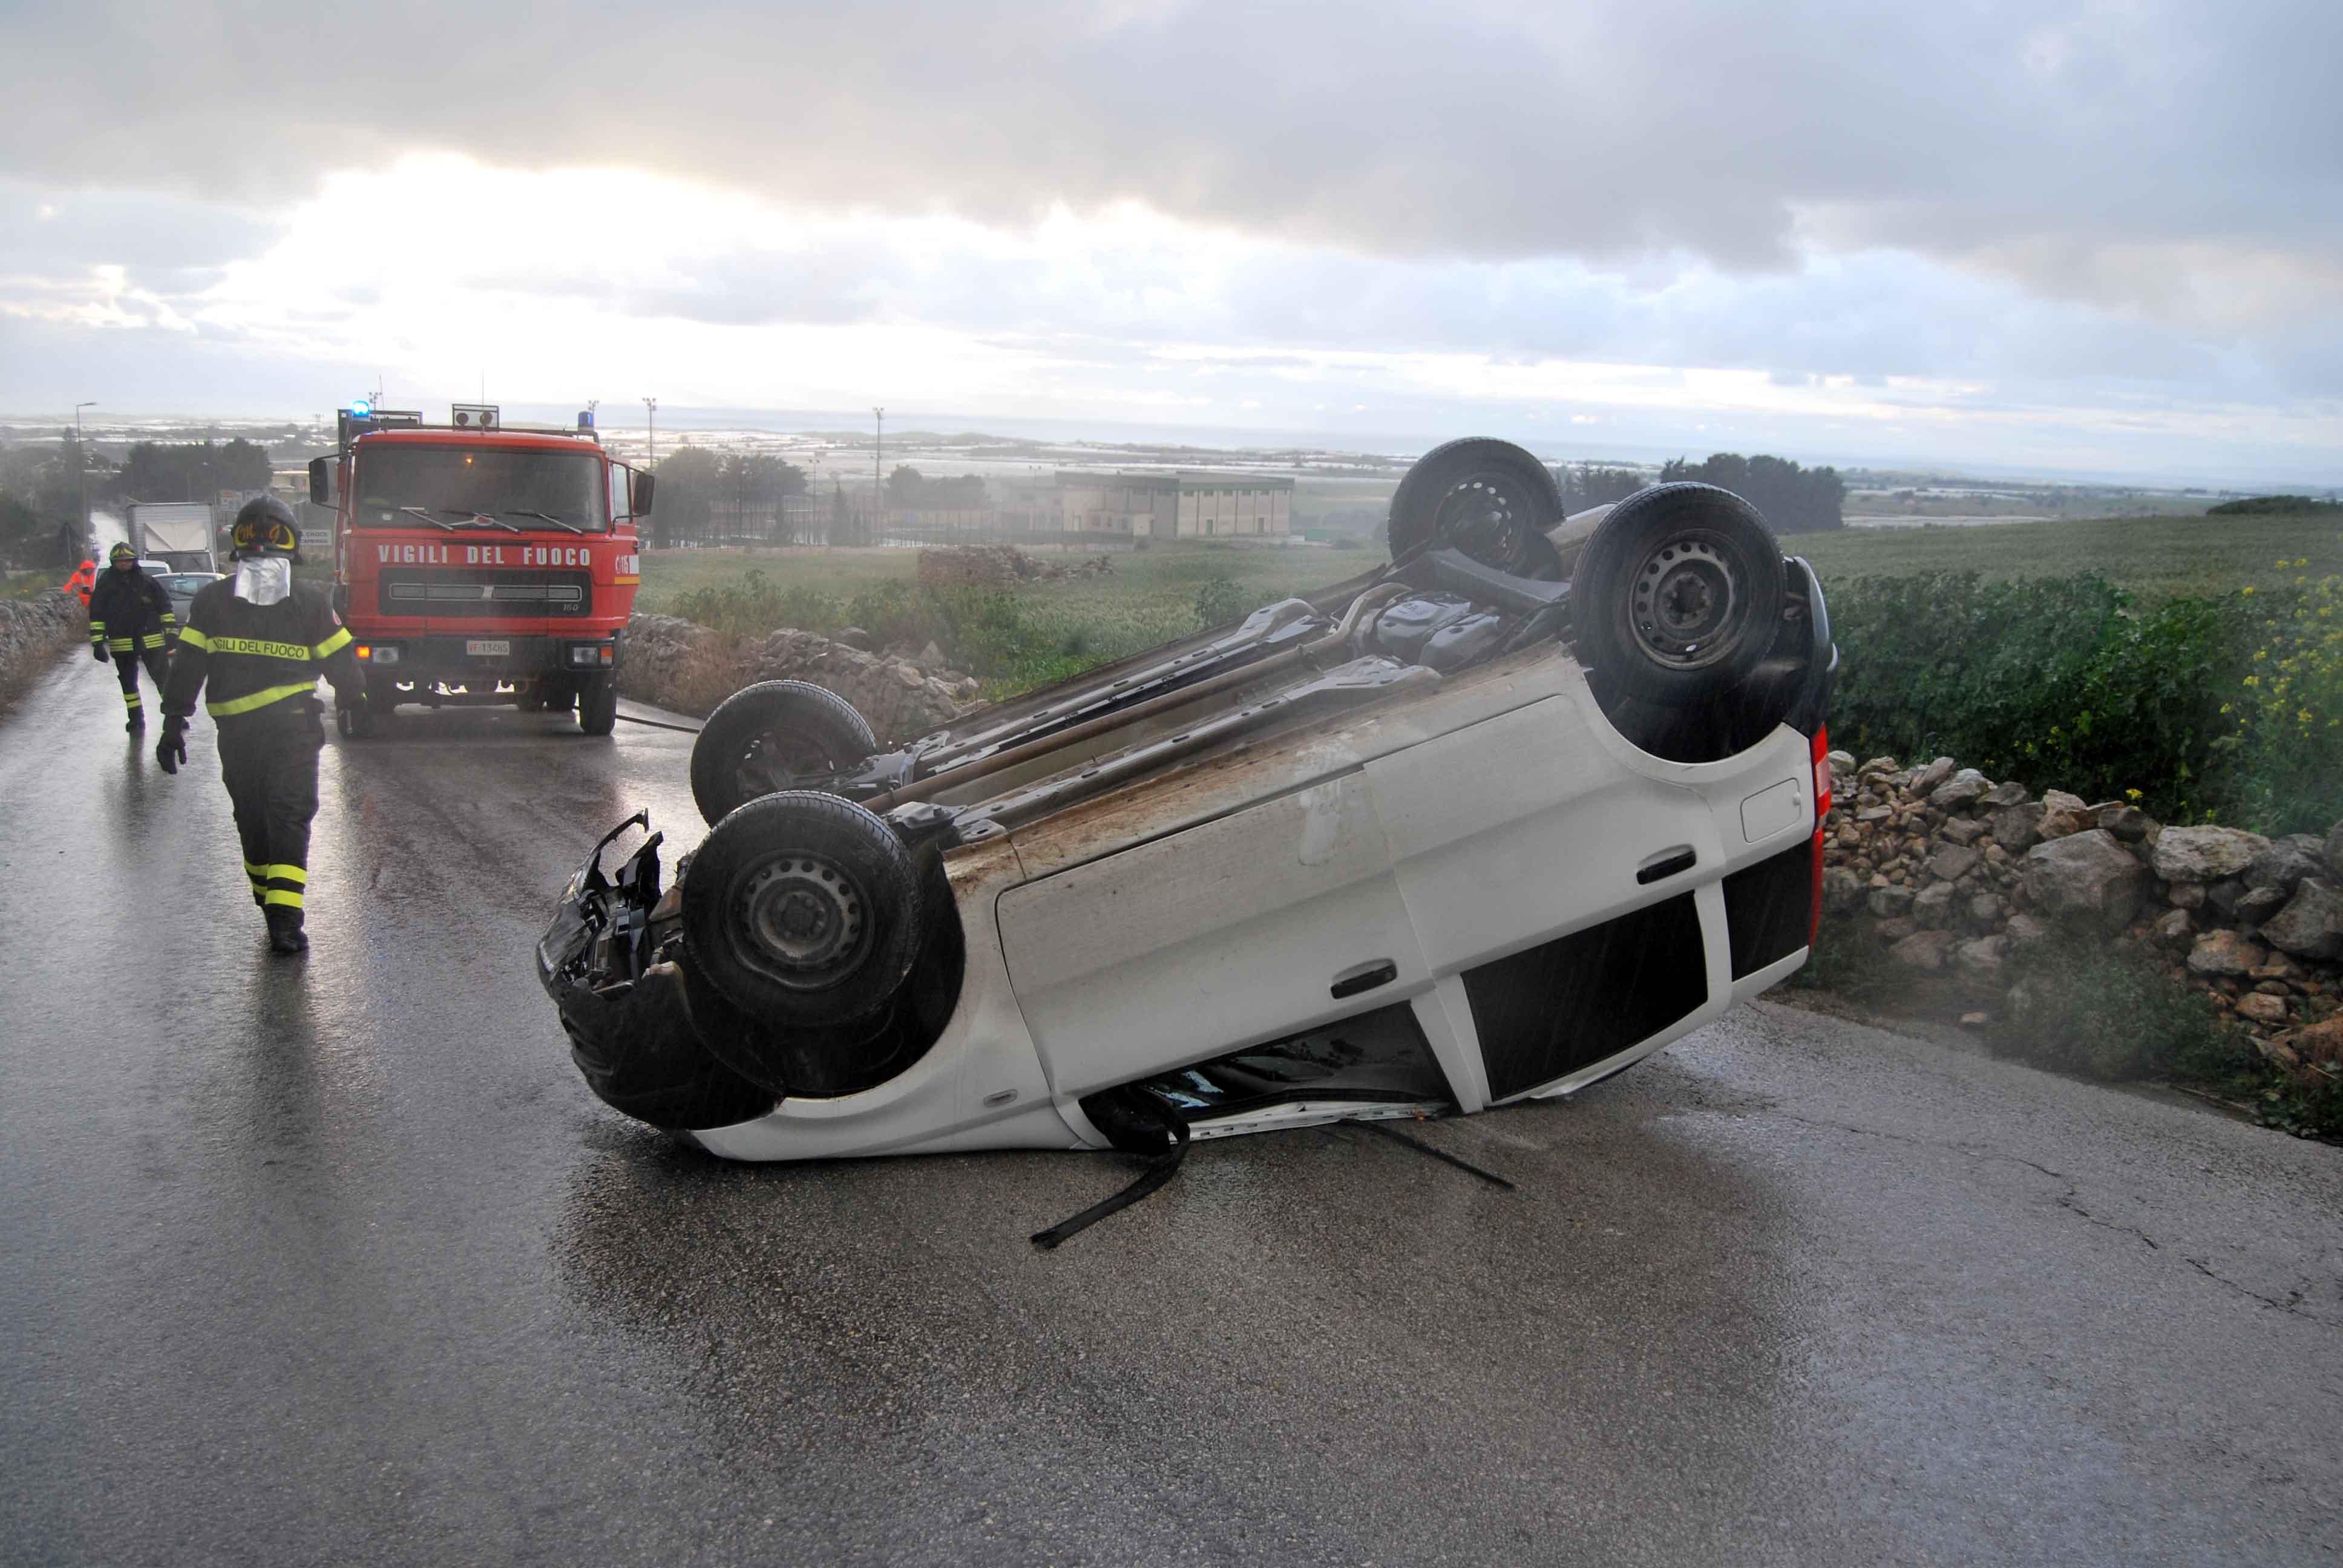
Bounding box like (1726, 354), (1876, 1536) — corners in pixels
(3, 0), (2339, 481)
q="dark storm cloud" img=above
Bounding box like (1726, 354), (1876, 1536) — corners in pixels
(2, 0), (2335, 292)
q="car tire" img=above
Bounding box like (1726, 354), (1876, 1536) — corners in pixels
(681, 791), (924, 1030)
(337, 694), (375, 740)
(689, 679), (877, 828)
(1387, 437), (1567, 578)
(578, 673), (618, 736)
(1573, 482), (1784, 708)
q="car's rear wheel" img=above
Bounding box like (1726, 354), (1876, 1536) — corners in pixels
(1573, 483), (1784, 708)
(1386, 437), (1567, 578)
(689, 679), (877, 828)
(681, 791), (923, 1029)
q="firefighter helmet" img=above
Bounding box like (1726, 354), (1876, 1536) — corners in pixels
(230, 495), (301, 559)
(108, 541), (138, 564)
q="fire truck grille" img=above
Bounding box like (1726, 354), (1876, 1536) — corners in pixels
(378, 569), (593, 618)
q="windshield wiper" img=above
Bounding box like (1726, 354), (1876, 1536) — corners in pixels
(499, 509), (584, 534)
(456, 515), (524, 534)
(398, 506), (459, 532)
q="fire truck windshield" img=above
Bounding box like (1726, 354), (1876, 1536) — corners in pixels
(352, 446), (610, 532)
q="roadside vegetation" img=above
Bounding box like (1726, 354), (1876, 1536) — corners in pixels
(1825, 553), (2342, 835)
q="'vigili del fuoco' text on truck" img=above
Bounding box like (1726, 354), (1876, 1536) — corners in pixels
(309, 402), (652, 736)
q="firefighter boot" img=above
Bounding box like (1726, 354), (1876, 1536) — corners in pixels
(264, 904), (309, 955)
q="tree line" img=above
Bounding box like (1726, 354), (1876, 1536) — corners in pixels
(645, 448), (810, 546)
(1658, 452), (1844, 532)
(886, 466), (988, 511)
(1, 436), (275, 567)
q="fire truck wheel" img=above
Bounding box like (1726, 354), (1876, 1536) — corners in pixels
(681, 791), (923, 1029)
(1572, 482), (1785, 709)
(578, 675), (618, 736)
(690, 680), (878, 828)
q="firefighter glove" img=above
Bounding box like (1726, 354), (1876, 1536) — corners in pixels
(156, 720), (186, 774)
(93, 644), (108, 663)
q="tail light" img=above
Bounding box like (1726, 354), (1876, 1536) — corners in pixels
(1808, 724), (1832, 946)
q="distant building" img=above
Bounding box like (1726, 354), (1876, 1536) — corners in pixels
(1055, 471), (1293, 539)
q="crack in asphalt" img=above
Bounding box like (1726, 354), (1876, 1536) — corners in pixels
(1760, 1109), (2339, 1330)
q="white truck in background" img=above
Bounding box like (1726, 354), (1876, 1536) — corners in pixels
(127, 502), (219, 573)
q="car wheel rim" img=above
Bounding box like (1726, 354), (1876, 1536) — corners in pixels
(732, 851), (870, 988)
(1434, 474), (1538, 572)
(1628, 535), (1745, 669)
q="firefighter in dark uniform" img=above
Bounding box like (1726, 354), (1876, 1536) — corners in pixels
(157, 497), (363, 955)
(87, 540), (180, 730)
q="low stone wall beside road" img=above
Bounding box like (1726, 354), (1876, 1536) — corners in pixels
(1821, 752), (2343, 1077)
(621, 612), (975, 743)
(0, 591), (81, 708)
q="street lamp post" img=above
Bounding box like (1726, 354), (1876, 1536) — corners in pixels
(642, 397), (657, 471)
(873, 406), (883, 545)
(73, 401), (97, 557)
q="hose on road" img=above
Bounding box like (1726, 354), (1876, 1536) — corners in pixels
(615, 712), (704, 735)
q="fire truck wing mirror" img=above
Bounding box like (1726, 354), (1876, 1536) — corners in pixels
(632, 472), (654, 516)
(308, 457), (331, 505)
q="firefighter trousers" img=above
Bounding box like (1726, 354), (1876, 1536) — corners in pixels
(217, 701), (324, 922)
(112, 645), (169, 718)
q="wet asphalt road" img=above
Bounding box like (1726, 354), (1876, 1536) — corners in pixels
(2, 652), (2340, 1568)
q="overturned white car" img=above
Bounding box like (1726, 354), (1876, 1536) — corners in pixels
(539, 439), (1838, 1181)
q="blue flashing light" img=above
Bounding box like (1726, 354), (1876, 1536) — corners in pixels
(351, 397), (373, 417)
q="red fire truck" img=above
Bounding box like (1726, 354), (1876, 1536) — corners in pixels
(309, 404), (652, 736)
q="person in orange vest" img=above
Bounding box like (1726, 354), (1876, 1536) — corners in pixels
(63, 557), (97, 608)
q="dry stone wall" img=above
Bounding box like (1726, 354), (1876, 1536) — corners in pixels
(1821, 751), (2343, 1079)
(620, 612), (976, 744)
(0, 591), (81, 705)
(916, 545), (1114, 589)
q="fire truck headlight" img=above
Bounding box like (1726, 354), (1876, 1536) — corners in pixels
(568, 642), (612, 668)
(367, 644), (400, 666)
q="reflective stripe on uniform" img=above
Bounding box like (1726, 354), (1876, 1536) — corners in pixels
(262, 889), (305, 909)
(109, 638), (132, 652)
(244, 860), (268, 884)
(177, 626), (212, 652)
(312, 627), (352, 659)
(206, 637), (312, 661)
(89, 619), (106, 632)
(140, 633), (166, 650)
(261, 864), (307, 884)
(122, 690), (141, 707)
(206, 681), (314, 717)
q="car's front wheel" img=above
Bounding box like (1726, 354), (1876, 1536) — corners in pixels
(681, 791), (925, 1030)
(1573, 482), (1785, 708)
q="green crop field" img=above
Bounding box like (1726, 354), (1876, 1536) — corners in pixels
(1792, 511), (2343, 600)
(638, 540), (1372, 636)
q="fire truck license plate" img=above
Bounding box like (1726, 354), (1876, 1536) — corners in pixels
(467, 639), (511, 657)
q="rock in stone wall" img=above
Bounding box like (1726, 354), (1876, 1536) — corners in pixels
(915, 546), (1114, 590)
(620, 612), (975, 744)
(0, 591), (82, 707)
(1823, 750), (2343, 1077)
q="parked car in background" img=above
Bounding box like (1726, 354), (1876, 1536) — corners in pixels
(148, 567), (223, 632)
